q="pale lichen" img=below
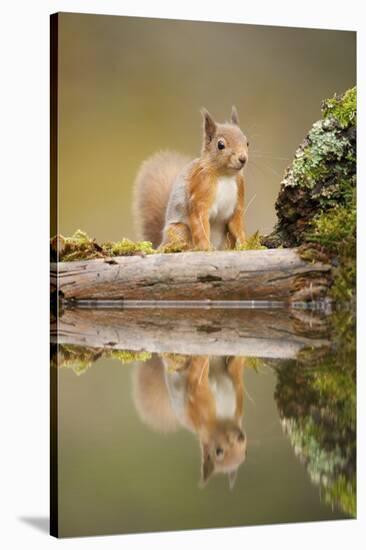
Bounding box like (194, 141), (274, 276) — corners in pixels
(275, 87), (356, 243)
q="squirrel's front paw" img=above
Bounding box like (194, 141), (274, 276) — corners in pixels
(193, 239), (215, 252)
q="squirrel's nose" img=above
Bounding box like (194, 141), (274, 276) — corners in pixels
(238, 155), (247, 166)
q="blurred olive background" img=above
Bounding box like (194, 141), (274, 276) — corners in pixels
(57, 13), (356, 242)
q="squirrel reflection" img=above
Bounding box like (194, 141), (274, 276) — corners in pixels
(133, 355), (247, 488)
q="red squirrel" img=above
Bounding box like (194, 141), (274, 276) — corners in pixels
(133, 107), (249, 250)
(133, 354), (247, 488)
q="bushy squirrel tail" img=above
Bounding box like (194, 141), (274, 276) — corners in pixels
(132, 356), (178, 433)
(133, 150), (190, 247)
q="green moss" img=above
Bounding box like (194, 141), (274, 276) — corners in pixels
(322, 87), (357, 129)
(308, 201), (356, 250)
(50, 230), (103, 262)
(236, 231), (267, 251)
(51, 344), (102, 376)
(102, 238), (155, 256)
(51, 230), (156, 261)
(68, 229), (89, 243)
(275, 310), (356, 517)
(306, 187), (356, 301)
(245, 356), (264, 371)
(52, 229), (271, 259)
(159, 239), (190, 254)
(323, 475), (356, 518)
(52, 344), (151, 375)
(273, 87), (356, 301)
(109, 349), (152, 364)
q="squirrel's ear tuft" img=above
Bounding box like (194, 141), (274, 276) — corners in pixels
(231, 105), (240, 126)
(201, 108), (216, 144)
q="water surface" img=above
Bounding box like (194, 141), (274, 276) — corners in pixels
(53, 307), (355, 537)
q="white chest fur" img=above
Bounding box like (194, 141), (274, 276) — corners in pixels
(165, 359), (237, 431)
(210, 176), (238, 221)
(209, 375), (236, 419)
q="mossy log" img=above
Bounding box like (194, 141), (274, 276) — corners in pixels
(51, 249), (331, 303)
(52, 307), (330, 359)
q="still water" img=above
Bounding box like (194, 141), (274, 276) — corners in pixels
(53, 307), (355, 537)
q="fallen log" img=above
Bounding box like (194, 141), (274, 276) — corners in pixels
(52, 307), (330, 359)
(52, 249), (331, 303)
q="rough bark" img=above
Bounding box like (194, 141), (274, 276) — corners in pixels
(52, 249), (331, 303)
(52, 307), (330, 359)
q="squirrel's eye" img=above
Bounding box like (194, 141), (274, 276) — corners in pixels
(217, 140), (225, 150)
(247, 140), (250, 147)
(216, 447), (224, 458)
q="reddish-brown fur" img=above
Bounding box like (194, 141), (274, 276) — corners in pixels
(133, 107), (248, 250)
(187, 162), (217, 250)
(227, 173), (246, 247)
(133, 353), (247, 487)
(185, 355), (246, 486)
